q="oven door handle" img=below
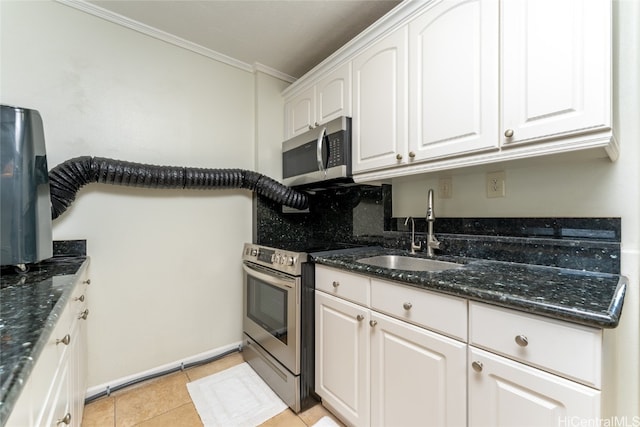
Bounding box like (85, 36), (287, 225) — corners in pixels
(243, 263), (296, 290)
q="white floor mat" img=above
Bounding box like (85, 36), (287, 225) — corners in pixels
(187, 362), (287, 426)
(312, 416), (340, 427)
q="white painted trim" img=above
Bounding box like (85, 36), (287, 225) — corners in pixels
(85, 341), (242, 399)
(55, 0), (297, 79)
(253, 62), (296, 84)
(353, 132), (617, 182)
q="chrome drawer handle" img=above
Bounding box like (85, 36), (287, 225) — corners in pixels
(79, 309), (90, 320)
(515, 335), (529, 347)
(403, 302), (412, 310)
(74, 295), (85, 302)
(369, 320), (377, 327)
(83, 279), (91, 285)
(56, 334), (71, 346)
(332, 281), (340, 288)
(57, 413), (71, 425)
(504, 129), (514, 138)
(471, 361), (483, 373)
(356, 314), (365, 321)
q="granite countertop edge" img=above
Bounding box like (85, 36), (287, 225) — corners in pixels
(0, 256), (90, 425)
(310, 247), (627, 329)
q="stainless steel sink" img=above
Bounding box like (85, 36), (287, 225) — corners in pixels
(356, 255), (463, 272)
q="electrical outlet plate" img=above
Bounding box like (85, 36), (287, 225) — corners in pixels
(438, 177), (452, 199)
(486, 171), (506, 198)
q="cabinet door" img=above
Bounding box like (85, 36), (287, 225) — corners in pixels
(370, 312), (467, 427)
(317, 63), (351, 125)
(285, 86), (316, 138)
(315, 291), (370, 427)
(501, 0), (611, 146)
(469, 347), (600, 427)
(352, 27), (408, 173)
(409, 0), (499, 161)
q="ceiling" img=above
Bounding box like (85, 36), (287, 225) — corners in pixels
(86, 0), (402, 79)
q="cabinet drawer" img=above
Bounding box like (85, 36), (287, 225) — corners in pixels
(469, 302), (602, 388)
(371, 279), (467, 341)
(315, 265), (370, 306)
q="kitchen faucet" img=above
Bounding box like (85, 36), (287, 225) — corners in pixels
(404, 216), (421, 254)
(426, 188), (440, 257)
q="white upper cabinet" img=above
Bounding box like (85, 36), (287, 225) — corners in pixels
(284, 62), (351, 139)
(501, 0), (611, 147)
(352, 27), (408, 173)
(501, 0), (612, 148)
(286, 86), (315, 139)
(284, 0), (615, 180)
(408, 0), (499, 161)
(316, 63), (351, 126)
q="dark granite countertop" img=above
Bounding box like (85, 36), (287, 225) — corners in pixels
(0, 254), (89, 425)
(311, 246), (627, 329)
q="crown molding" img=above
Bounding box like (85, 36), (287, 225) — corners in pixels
(253, 63), (296, 84)
(55, 0), (290, 81)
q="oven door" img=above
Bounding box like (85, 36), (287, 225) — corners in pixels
(243, 262), (300, 375)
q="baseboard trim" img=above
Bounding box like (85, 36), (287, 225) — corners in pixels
(85, 341), (243, 400)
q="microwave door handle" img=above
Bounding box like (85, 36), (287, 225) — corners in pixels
(316, 126), (327, 176)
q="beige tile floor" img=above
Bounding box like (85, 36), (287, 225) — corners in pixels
(82, 351), (344, 427)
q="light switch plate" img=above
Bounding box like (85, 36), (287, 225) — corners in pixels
(486, 171), (506, 198)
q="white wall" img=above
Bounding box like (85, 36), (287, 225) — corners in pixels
(1, 1), (257, 388)
(255, 71), (289, 179)
(393, 0), (640, 417)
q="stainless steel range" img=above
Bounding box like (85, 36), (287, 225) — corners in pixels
(241, 243), (316, 413)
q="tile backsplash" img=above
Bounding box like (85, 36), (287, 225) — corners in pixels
(255, 185), (620, 274)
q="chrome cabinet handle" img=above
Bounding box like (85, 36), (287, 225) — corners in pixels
(57, 413), (71, 425)
(471, 361), (483, 372)
(356, 314), (365, 321)
(408, 151), (416, 158)
(515, 335), (529, 347)
(56, 334), (71, 346)
(403, 302), (412, 310)
(396, 153), (403, 160)
(332, 281), (340, 288)
(74, 295), (85, 302)
(504, 129), (514, 138)
(83, 279), (91, 285)
(79, 309), (90, 320)
(369, 320), (377, 327)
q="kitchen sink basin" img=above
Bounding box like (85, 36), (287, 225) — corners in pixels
(356, 255), (463, 272)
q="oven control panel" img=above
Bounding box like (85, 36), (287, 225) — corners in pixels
(242, 243), (308, 276)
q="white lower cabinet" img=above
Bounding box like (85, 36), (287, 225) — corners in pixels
(316, 291), (370, 427)
(6, 263), (90, 427)
(370, 312), (466, 427)
(315, 265), (606, 427)
(315, 266), (467, 427)
(468, 347), (600, 427)
(468, 301), (602, 427)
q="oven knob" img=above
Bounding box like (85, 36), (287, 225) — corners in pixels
(251, 248), (259, 257)
(285, 257), (295, 266)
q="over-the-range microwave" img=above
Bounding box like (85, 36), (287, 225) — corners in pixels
(282, 116), (351, 189)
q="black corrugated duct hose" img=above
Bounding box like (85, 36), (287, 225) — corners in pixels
(48, 156), (309, 219)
